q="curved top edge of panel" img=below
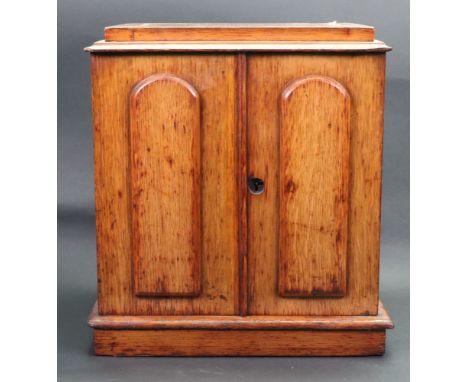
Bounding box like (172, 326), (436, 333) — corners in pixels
(130, 73), (199, 101)
(280, 75), (350, 103)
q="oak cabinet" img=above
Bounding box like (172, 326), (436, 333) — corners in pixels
(86, 23), (393, 356)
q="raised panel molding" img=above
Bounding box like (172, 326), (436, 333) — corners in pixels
(278, 75), (351, 298)
(130, 74), (201, 297)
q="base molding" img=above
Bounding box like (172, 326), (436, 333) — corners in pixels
(89, 301), (393, 356)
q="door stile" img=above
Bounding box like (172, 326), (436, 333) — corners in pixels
(237, 53), (249, 316)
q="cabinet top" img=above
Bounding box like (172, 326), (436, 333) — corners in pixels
(86, 23), (390, 53)
(104, 23), (374, 42)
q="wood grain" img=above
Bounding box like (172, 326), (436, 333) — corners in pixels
(130, 74), (201, 297)
(237, 53), (248, 316)
(93, 329), (386, 356)
(89, 301), (394, 330)
(247, 54), (386, 315)
(91, 54), (239, 315)
(104, 23), (374, 42)
(278, 75), (350, 298)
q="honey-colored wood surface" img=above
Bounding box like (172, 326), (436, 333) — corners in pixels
(91, 54), (239, 315)
(130, 74), (201, 297)
(93, 329), (386, 356)
(278, 75), (350, 298)
(247, 54), (386, 315)
(85, 40), (391, 53)
(104, 23), (374, 42)
(88, 301), (394, 330)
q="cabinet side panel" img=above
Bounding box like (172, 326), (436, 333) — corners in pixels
(130, 74), (201, 297)
(278, 76), (350, 298)
(91, 54), (238, 315)
(247, 54), (386, 315)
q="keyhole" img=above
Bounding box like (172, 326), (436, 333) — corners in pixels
(248, 176), (265, 195)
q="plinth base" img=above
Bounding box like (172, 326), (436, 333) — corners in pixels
(89, 301), (393, 356)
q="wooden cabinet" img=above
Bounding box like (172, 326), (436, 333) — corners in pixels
(86, 23), (393, 356)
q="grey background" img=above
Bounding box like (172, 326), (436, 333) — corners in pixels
(58, 0), (409, 381)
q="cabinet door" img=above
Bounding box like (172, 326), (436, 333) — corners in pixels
(92, 54), (239, 315)
(247, 54), (386, 315)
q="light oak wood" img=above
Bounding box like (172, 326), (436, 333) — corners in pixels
(93, 329), (386, 356)
(278, 75), (350, 298)
(247, 54), (386, 315)
(237, 53), (249, 316)
(91, 54), (239, 315)
(85, 40), (391, 53)
(88, 23), (392, 357)
(89, 301), (393, 330)
(130, 74), (201, 297)
(104, 23), (374, 42)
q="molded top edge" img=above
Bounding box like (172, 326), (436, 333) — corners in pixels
(85, 39), (391, 53)
(106, 22), (373, 29)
